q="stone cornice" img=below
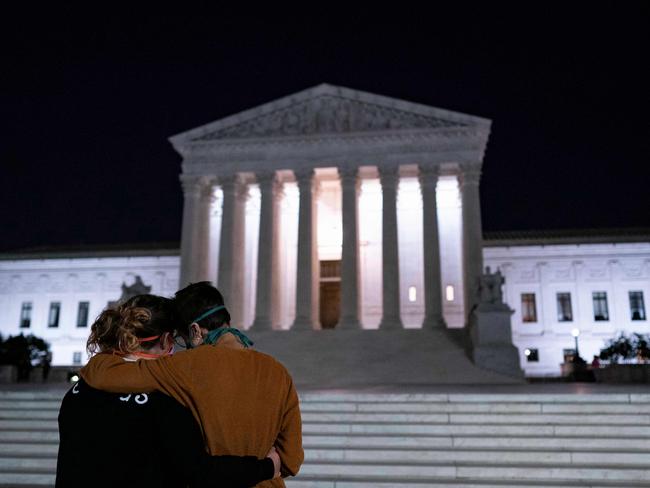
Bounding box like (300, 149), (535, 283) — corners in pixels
(176, 126), (489, 159)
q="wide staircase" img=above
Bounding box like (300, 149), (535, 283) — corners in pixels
(1, 389), (649, 487)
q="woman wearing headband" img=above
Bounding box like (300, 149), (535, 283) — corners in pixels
(56, 294), (279, 488)
(80, 282), (303, 488)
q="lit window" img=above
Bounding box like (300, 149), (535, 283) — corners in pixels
(629, 291), (646, 321)
(556, 293), (573, 322)
(446, 285), (455, 301)
(524, 348), (539, 362)
(20, 302), (32, 328)
(77, 302), (90, 328)
(72, 352), (82, 365)
(408, 286), (417, 302)
(48, 302), (61, 328)
(592, 292), (609, 321)
(521, 294), (537, 323)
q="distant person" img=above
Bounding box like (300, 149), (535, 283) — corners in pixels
(57, 294), (279, 488)
(80, 282), (303, 488)
(591, 355), (601, 368)
(41, 351), (51, 382)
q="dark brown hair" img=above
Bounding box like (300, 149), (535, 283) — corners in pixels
(173, 282), (231, 338)
(86, 294), (178, 356)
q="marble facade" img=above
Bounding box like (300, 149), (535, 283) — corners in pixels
(171, 84), (491, 331)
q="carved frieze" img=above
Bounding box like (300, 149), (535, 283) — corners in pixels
(192, 95), (467, 141)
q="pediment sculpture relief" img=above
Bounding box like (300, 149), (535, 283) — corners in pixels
(193, 95), (466, 141)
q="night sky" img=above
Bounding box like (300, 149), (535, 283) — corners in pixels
(1, 6), (648, 252)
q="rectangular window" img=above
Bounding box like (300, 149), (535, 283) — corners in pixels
(592, 292), (609, 321)
(556, 293), (573, 322)
(521, 293), (537, 322)
(630, 291), (646, 321)
(19, 302), (32, 328)
(76, 302), (90, 328)
(446, 285), (455, 301)
(525, 348), (539, 362)
(73, 352), (82, 365)
(48, 302), (61, 328)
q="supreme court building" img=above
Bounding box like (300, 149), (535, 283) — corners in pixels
(173, 84), (489, 332)
(1, 84), (649, 378)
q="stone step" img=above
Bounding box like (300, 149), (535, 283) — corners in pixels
(2, 417), (646, 438)
(0, 432), (58, 443)
(0, 472), (55, 487)
(302, 422), (650, 437)
(301, 412), (649, 425)
(287, 479), (650, 488)
(0, 401), (61, 410)
(3, 442), (648, 467)
(5, 401), (650, 418)
(0, 445), (58, 456)
(302, 434), (650, 450)
(297, 463), (650, 483)
(6, 409), (648, 426)
(0, 421), (58, 431)
(300, 401), (650, 414)
(0, 411), (59, 420)
(1, 391), (649, 404)
(0, 392), (66, 401)
(0, 459), (57, 470)
(298, 393), (650, 404)
(304, 448), (650, 467)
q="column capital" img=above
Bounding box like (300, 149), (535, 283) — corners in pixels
(418, 164), (441, 188)
(378, 164), (400, 188)
(338, 166), (361, 191)
(458, 165), (482, 187)
(179, 174), (202, 196)
(199, 178), (216, 201)
(293, 167), (316, 183)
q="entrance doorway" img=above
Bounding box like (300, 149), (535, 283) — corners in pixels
(319, 260), (341, 329)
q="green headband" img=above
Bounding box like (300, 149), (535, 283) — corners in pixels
(190, 305), (226, 324)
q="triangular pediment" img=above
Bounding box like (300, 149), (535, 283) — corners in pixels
(171, 84), (489, 146)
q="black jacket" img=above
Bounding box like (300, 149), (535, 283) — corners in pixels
(56, 379), (273, 488)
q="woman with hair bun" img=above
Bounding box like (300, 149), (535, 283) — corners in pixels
(56, 294), (279, 488)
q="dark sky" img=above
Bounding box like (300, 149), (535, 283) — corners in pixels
(1, 5), (649, 252)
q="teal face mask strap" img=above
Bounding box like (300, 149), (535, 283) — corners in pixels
(185, 305), (227, 349)
(190, 305), (226, 325)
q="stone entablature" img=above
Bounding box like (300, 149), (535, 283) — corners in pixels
(169, 84), (490, 173)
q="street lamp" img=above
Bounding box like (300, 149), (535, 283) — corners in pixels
(571, 328), (581, 359)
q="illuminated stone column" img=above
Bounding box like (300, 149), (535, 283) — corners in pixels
(292, 168), (319, 330)
(378, 164), (404, 329)
(217, 174), (248, 327)
(251, 170), (282, 331)
(419, 165), (446, 329)
(179, 175), (212, 287)
(339, 166), (362, 329)
(460, 165), (484, 320)
(196, 179), (215, 282)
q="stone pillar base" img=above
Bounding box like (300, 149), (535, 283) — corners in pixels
(378, 318), (404, 330)
(249, 319), (273, 331)
(469, 304), (524, 378)
(422, 316), (447, 329)
(338, 318), (362, 330)
(291, 318), (315, 331)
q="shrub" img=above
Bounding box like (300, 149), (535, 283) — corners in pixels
(600, 332), (650, 364)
